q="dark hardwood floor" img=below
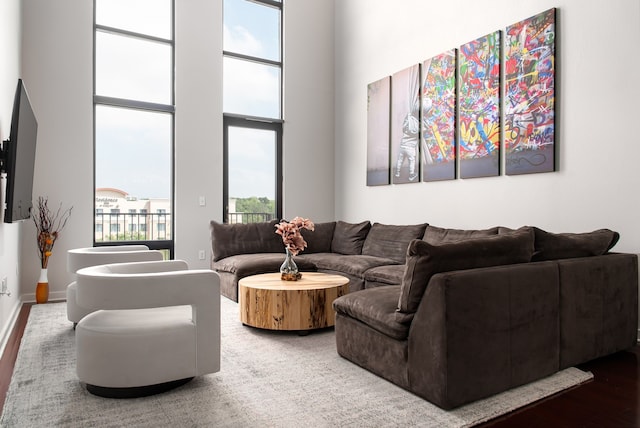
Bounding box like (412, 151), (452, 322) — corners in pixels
(0, 303), (638, 426)
(0, 303), (32, 414)
(482, 346), (640, 427)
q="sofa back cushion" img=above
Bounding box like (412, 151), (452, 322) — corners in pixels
(396, 227), (535, 323)
(530, 227), (619, 261)
(300, 221), (336, 253)
(423, 225), (499, 244)
(331, 220), (371, 255)
(362, 223), (428, 263)
(210, 220), (284, 261)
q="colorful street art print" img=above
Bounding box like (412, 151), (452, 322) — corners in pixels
(391, 64), (421, 184)
(459, 31), (501, 178)
(505, 8), (556, 175)
(421, 50), (456, 181)
(366, 76), (391, 186)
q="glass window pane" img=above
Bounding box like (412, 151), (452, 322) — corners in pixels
(95, 105), (172, 201)
(223, 0), (280, 62)
(96, 31), (172, 104)
(223, 57), (280, 118)
(228, 126), (276, 222)
(96, 0), (172, 39)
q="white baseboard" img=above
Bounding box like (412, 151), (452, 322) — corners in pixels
(0, 299), (23, 359)
(21, 290), (67, 304)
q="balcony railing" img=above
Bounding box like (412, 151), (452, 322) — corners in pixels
(96, 212), (274, 242)
(95, 213), (172, 242)
(228, 212), (275, 224)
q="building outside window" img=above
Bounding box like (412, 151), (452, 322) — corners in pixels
(94, 188), (171, 243)
(93, 0), (174, 256)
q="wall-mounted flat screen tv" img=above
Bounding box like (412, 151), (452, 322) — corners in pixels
(1, 79), (38, 223)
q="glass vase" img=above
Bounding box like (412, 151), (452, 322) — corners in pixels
(35, 268), (49, 304)
(280, 248), (301, 281)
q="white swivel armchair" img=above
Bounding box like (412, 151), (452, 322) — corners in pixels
(75, 259), (221, 398)
(66, 245), (164, 325)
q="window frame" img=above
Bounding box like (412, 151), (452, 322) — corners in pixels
(222, 0), (283, 224)
(92, 0), (176, 257)
(223, 114), (283, 224)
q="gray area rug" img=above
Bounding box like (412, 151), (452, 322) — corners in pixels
(1, 299), (593, 427)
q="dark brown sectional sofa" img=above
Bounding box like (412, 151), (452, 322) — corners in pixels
(210, 219), (429, 300)
(210, 219), (638, 409)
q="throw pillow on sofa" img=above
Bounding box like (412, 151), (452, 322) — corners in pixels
(362, 222), (428, 263)
(530, 227), (620, 261)
(498, 226), (620, 261)
(210, 220), (283, 261)
(423, 225), (499, 244)
(395, 227), (535, 323)
(331, 220), (371, 255)
(300, 221), (336, 253)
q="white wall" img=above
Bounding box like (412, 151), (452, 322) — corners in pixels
(0, 0), (25, 352)
(283, 0), (335, 222)
(174, 0), (224, 269)
(21, 0), (94, 301)
(17, 1), (336, 299)
(334, 0), (640, 254)
(175, 0), (335, 269)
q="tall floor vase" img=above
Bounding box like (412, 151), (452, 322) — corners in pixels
(35, 268), (49, 304)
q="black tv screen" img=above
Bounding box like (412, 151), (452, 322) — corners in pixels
(2, 79), (38, 223)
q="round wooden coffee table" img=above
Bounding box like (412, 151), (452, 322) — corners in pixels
(238, 272), (349, 332)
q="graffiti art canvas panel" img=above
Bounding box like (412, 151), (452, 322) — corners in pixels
(459, 31), (501, 178)
(391, 64), (421, 184)
(505, 8), (556, 175)
(421, 49), (456, 182)
(366, 76), (391, 186)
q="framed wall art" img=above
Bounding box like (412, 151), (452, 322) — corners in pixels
(458, 31), (501, 179)
(505, 8), (556, 175)
(421, 49), (456, 182)
(391, 64), (421, 184)
(366, 76), (391, 186)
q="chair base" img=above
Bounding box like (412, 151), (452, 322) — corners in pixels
(85, 377), (194, 399)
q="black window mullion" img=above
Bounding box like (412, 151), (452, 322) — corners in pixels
(93, 95), (175, 114)
(93, 0), (176, 258)
(96, 24), (174, 46)
(222, 50), (281, 68)
(222, 0), (283, 225)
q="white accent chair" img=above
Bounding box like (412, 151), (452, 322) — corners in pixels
(75, 260), (221, 397)
(66, 245), (164, 325)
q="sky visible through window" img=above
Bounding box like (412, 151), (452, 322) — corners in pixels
(224, 0), (281, 200)
(95, 0), (280, 201)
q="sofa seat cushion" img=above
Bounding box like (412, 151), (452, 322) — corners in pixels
(333, 286), (409, 340)
(212, 253), (316, 277)
(364, 264), (405, 286)
(362, 223), (427, 263)
(299, 253), (398, 278)
(396, 227), (535, 323)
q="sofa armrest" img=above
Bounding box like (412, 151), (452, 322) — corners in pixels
(558, 253), (638, 368)
(407, 262), (560, 409)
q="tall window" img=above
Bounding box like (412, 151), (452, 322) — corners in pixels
(223, 0), (283, 224)
(93, 0), (174, 256)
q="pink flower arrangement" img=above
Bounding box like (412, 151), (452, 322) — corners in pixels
(275, 217), (315, 256)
